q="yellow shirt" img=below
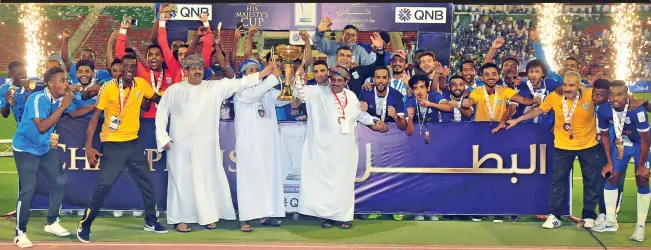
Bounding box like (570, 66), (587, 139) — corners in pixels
(469, 86), (517, 122)
(96, 77), (155, 142)
(540, 87), (597, 150)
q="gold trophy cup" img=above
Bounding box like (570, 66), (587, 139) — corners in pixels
(276, 44), (302, 101)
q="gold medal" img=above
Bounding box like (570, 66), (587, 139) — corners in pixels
(424, 131), (430, 144)
(28, 81), (36, 90)
(616, 138), (624, 160)
(338, 116), (345, 124)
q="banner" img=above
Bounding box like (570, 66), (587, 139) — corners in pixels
(156, 3), (452, 32)
(31, 118), (568, 215)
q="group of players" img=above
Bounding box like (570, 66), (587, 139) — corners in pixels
(3, 8), (651, 248)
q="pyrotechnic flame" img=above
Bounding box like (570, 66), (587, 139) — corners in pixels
(19, 4), (47, 78)
(534, 3), (564, 73)
(610, 3), (642, 85)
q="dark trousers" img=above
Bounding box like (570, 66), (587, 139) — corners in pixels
(596, 143), (625, 214)
(550, 146), (599, 219)
(14, 150), (67, 235)
(80, 139), (158, 226)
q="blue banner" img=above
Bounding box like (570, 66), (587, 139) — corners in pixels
(31, 118), (568, 216)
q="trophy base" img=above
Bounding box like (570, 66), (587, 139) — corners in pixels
(278, 95), (295, 101)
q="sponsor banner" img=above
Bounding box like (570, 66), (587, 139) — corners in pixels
(31, 119), (568, 216)
(157, 3), (452, 32)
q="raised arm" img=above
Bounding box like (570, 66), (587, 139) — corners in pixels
(313, 16), (340, 56)
(214, 36), (235, 79)
(115, 18), (132, 59)
(482, 37), (504, 64)
(230, 27), (242, 72)
(235, 74), (280, 104)
(213, 65), (274, 99)
(106, 30), (118, 68)
(157, 16), (182, 74)
(299, 30), (313, 67)
(244, 26), (257, 59)
(60, 29), (73, 70)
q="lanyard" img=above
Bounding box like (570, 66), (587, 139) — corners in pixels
(149, 69), (164, 93)
(118, 78), (134, 116)
(527, 79), (548, 100)
(453, 96), (463, 122)
(416, 100), (429, 134)
(332, 89), (348, 118)
(374, 87), (389, 121)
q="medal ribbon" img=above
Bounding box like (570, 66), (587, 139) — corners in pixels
(416, 100), (429, 134)
(612, 100), (629, 143)
(561, 92), (580, 125)
(331, 89), (348, 120)
(483, 86), (499, 121)
(375, 87), (389, 122)
(454, 96), (463, 122)
(149, 69), (164, 93)
(118, 78), (134, 117)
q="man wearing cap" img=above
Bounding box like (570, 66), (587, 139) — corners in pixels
(154, 55), (276, 233)
(295, 66), (388, 229)
(233, 58), (291, 232)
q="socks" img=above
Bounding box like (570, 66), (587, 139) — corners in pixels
(604, 189), (618, 221)
(638, 191), (651, 227)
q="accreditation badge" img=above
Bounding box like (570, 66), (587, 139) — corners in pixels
(49, 133), (59, 148)
(109, 116), (121, 131)
(340, 117), (351, 134)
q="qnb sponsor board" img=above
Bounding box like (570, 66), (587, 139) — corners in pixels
(169, 4), (213, 21)
(395, 7), (447, 24)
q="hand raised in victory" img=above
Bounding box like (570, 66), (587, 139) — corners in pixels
(260, 63), (277, 79)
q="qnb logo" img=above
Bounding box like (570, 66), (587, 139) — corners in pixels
(398, 8), (411, 22)
(395, 7), (446, 24)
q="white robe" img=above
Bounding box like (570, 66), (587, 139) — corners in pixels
(154, 73), (262, 225)
(233, 76), (291, 221)
(295, 85), (376, 222)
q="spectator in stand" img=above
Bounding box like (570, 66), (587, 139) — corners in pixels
(313, 16), (374, 67)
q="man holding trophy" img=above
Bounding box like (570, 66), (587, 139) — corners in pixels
(233, 45), (295, 232)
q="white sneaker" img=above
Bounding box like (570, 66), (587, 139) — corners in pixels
(542, 214), (561, 229)
(592, 218), (618, 232)
(113, 211), (124, 217)
(44, 221), (71, 236)
(14, 233), (33, 248)
(631, 224), (645, 242)
(582, 218), (595, 228)
(414, 215), (425, 221)
(595, 213), (606, 226)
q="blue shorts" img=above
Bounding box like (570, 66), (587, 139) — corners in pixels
(612, 143), (641, 173)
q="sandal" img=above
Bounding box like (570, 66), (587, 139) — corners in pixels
(174, 223), (192, 233)
(321, 219), (335, 229)
(204, 222), (217, 230)
(260, 217), (282, 227)
(240, 221), (253, 232)
(340, 221), (352, 229)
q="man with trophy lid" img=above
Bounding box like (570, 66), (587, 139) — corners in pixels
(233, 45), (294, 232)
(155, 54), (276, 233)
(592, 80), (651, 241)
(506, 71), (601, 229)
(294, 65), (389, 229)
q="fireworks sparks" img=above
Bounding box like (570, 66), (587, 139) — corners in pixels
(534, 3), (565, 73)
(19, 3), (47, 78)
(609, 3), (642, 85)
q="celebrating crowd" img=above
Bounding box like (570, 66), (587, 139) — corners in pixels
(5, 4), (651, 248)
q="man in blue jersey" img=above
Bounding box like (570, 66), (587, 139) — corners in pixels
(440, 75), (473, 122)
(60, 29), (112, 85)
(460, 60), (482, 92)
(1, 61), (43, 124)
(591, 79), (626, 226)
(405, 74), (453, 138)
(514, 59), (561, 124)
(65, 59), (102, 119)
(592, 80), (651, 242)
(12, 67), (76, 248)
(359, 66), (406, 130)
